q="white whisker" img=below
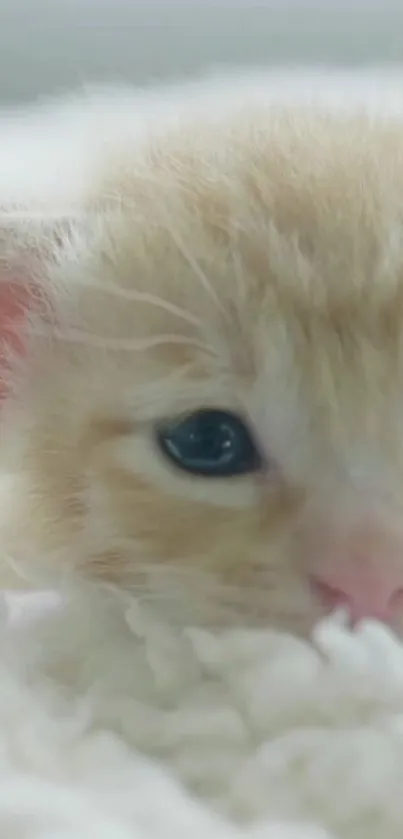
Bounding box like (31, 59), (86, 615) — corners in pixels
(30, 324), (214, 355)
(165, 222), (230, 321)
(77, 283), (202, 329)
(227, 223), (248, 307)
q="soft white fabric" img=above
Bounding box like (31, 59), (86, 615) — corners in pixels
(1, 592), (403, 839)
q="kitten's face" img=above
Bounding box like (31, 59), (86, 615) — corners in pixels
(3, 108), (403, 636)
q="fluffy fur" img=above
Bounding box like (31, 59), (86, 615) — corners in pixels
(3, 65), (403, 838)
(3, 68), (403, 633)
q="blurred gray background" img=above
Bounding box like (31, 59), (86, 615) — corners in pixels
(0, 0), (402, 104)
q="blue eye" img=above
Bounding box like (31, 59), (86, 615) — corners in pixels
(156, 409), (262, 477)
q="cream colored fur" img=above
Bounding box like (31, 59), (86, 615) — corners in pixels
(3, 68), (403, 633)
(2, 64), (403, 839)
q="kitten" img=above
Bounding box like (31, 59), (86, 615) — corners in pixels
(2, 67), (403, 639)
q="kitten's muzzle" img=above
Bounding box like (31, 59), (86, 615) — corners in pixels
(307, 515), (403, 626)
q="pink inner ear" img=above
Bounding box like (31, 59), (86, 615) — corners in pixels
(0, 281), (30, 398)
(0, 284), (27, 351)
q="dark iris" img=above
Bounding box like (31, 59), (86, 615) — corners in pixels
(156, 409), (262, 477)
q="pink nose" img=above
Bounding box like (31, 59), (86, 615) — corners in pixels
(310, 527), (403, 624)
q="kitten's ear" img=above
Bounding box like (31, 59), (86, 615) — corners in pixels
(0, 210), (81, 395)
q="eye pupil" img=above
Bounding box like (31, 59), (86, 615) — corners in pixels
(188, 419), (232, 462)
(156, 409), (262, 477)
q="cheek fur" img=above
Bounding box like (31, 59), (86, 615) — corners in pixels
(80, 450), (316, 628)
(1, 405), (321, 631)
(85, 427), (304, 566)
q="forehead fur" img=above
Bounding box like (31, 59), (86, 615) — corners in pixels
(74, 107), (403, 381)
(89, 106), (403, 307)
